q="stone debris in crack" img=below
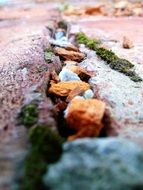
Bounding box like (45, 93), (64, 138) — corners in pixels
(65, 98), (106, 141)
(54, 47), (85, 62)
(48, 80), (90, 97)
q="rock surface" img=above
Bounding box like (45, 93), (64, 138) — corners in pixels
(65, 11), (143, 144)
(44, 137), (143, 190)
(54, 47), (85, 62)
(48, 81), (90, 97)
(0, 2), (60, 189)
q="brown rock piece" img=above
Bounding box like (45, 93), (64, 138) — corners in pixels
(66, 87), (85, 102)
(123, 36), (134, 49)
(54, 47), (85, 62)
(65, 99), (106, 140)
(48, 81), (90, 97)
(65, 44), (79, 52)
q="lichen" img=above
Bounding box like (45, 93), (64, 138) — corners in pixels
(44, 48), (55, 63)
(20, 103), (38, 127)
(75, 32), (99, 50)
(21, 124), (64, 190)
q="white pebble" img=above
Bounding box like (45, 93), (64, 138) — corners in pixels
(83, 89), (94, 99)
(59, 68), (80, 81)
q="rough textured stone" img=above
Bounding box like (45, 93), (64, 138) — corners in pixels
(54, 47), (85, 62)
(48, 81), (90, 97)
(0, 3), (60, 189)
(65, 98), (105, 140)
(122, 36), (134, 49)
(44, 138), (143, 190)
(66, 14), (143, 144)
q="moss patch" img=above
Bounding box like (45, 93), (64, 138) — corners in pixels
(75, 33), (142, 82)
(96, 47), (118, 63)
(44, 49), (55, 63)
(21, 125), (64, 190)
(75, 32), (100, 50)
(20, 103), (38, 127)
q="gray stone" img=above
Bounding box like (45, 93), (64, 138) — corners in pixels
(44, 138), (143, 190)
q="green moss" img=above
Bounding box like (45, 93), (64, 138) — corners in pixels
(96, 47), (118, 63)
(75, 32), (99, 50)
(20, 104), (38, 127)
(21, 125), (64, 190)
(44, 49), (55, 63)
(110, 58), (134, 73)
(95, 47), (142, 82)
(75, 33), (142, 82)
(125, 70), (142, 82)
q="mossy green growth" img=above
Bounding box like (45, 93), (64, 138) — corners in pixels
(21, 125), (64, 190)
(95, 47), (142, 82)
(75, 32), (99, 50)
(110, 58), (134, 73)
(75, 33), (142, 82)
(125, 70), (142, 82)
(44, 48), (55, 63)
(96, 47), (118, 64)
(20, 104), (38, 127)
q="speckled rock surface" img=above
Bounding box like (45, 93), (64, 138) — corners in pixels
(65, 13), (143, 144)
(44, 137), (143, 190)
(0, 3), (60, 190)
(77, 45), (143, 143)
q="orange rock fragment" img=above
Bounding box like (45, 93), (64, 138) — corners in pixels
(85, 6), (103, 15)
(54, 47), (85, 62)
(65, 44), (79, 52)
(48, 81), (90, 97)
(65, 99), (106, 140)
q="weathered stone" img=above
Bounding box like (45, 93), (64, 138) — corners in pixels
(69, 14), (143, 144)
(65, 98), (105, 140)
(122, 36), (134, 49)
(48, 81), (90, 97)
(44, 138), (143, 190)
(0, 3), (60, 189)
(54, 47), (85, 61)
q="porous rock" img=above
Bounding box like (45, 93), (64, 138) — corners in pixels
(54, 47), (85, 62)
(48, 81), (90, 97)
(44, 137), (143, 190)
(65, 98), (105, 140)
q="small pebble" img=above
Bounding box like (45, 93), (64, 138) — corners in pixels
(83, 89), (94, 99)
(59, 68), (80, 81)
